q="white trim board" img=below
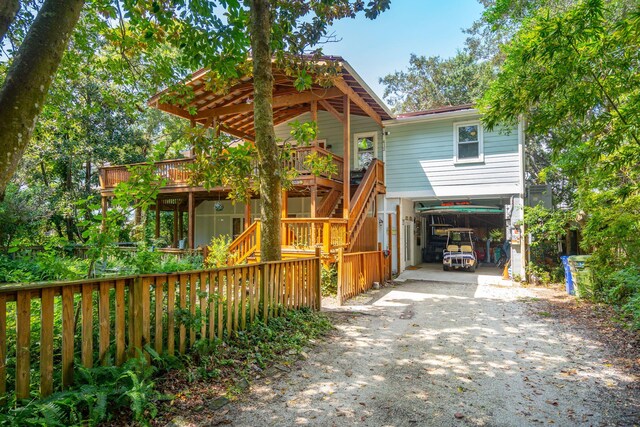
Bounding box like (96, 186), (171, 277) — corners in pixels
(386, 183), (521, 200)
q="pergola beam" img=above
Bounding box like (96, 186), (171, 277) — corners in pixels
(332, 78), (382, 126)
(194, 87), (343, 120)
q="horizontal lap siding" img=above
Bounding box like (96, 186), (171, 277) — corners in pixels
(275, 111), (381, 158)
(385, 117), (521, 196)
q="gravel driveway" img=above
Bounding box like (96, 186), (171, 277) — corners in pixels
(210, 280), (639, 426)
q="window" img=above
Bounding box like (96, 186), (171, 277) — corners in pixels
(454, 122), (484, 163)
(354, 132), (378, 169)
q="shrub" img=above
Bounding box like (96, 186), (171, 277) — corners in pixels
(205, 235), (231, 268)
(321, 264), (338, 296)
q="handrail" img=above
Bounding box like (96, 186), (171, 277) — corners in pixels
(348, 160), (380, 232)
(227, 220), (260, 265)
(100, 146), (345, 189)
(316, 189), (342, 217)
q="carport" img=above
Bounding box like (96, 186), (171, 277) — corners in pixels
(415, 202), (506, 266)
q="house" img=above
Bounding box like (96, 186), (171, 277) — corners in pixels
(99, 57), (526, 277)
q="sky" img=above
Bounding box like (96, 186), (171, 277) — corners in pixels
(321, 0), (486, 102)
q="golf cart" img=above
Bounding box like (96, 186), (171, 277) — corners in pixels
(443, 228), (478, 272)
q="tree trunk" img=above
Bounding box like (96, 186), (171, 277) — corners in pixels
(0, 0), (19, 44)
(250, 0), (281, 261)
(0, 0), (85, 195)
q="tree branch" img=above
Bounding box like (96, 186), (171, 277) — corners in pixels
(0, 0), (19, 45)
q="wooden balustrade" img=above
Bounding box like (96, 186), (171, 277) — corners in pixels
(100, 146), (344, 190)
(0, 255), (321, 404)
(336, 246), (386, 305)
(281, 218), (348, 253)
(227, 220), (260, 265)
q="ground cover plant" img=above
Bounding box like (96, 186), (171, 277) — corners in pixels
(0, 308), (331, 426)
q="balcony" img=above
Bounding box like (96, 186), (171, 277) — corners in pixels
(99, 145), (344, 193)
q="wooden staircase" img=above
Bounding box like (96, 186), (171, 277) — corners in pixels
(226, 160), (385, 265)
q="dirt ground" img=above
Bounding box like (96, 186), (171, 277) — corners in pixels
(172, 280), (639, 427)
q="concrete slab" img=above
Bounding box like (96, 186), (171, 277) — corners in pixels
(397, 262), (512, 286)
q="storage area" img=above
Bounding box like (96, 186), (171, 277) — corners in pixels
(415, 201), (508, 267)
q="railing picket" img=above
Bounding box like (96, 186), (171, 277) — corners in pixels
(240, 268), (247, 330)
(98, 282), (110, 366)
(217, 270), (224, 339)
(62, 286), (74, 388)
(141, 278), (151, 360)
(40, 289), (54, 397)
(81, 284), (94, 368)
(200, 272), (207, 339)
(167, 275), (176, 355)
(16, 291), (31, 400)
(208, 272), (215, 341)
(179, 274), (187, 354)
(225, 270), (232, 336)
(189, 273), (197, 346)
(155, 277), (164, 355)
(115, 279), (126, 365)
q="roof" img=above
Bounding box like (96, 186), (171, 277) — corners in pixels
(148, 56), (393, 141)
(396, 104), (474, 119)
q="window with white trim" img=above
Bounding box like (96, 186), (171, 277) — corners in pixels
(354, 132), (378, 169)
(454, 121), (484, 163)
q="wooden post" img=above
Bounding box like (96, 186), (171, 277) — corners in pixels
(260, 263), (269, 323)
(342, 95), (351, 218)
(315, 247), (322, 310)
(16, 291), (30, 400)
(322, 221), (330, 255)
(101, 196), (108, 231)
(396, 204), (401, 274)
(311, 100), (318, 145)
(155, 201), (161, 239)
(173, 205), (179, 247)
(281, 190), (288, 244)
(378, 242), (384, 284)
(337, 247), (344, 306)
(388, 213), (393, 277)
(178, 203), (184, 242)
(130, 277), (144, 357)
(188, 192), (195, 250)
(310, 185), (317, 218)
(244, 198), (252, 229)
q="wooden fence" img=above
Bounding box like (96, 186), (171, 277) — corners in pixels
(0, 252), (321, 404)
(337, 244), (390, 305)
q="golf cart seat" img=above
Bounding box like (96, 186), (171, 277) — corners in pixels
(447, 244), (459, 252)
(460, 245), (473, 253)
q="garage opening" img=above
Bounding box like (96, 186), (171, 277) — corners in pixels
(416, 203), (506, 266)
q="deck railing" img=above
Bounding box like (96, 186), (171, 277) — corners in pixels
(0, 255), (321, 404)
(100, 146), (344, 190)
(281, 218), (348, 253)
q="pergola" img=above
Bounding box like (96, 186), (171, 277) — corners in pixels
(144, 56), (392, 248)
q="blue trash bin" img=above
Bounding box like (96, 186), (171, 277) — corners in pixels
(561, 256), (574, 295)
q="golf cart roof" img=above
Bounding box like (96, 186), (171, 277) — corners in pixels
(448, 228), (474, 232)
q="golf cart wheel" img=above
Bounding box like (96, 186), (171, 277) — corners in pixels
(468, 265), (476, 273)
(443, 265), (450, 271)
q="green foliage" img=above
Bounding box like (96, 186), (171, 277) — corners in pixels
(321, 264), (338, 296)
(0, 357), (161, 426)
(205, 235), (232, 268)
(380, 51), (494, 113)
(184, 308), (332, 385)
(303, 152), (338, 179)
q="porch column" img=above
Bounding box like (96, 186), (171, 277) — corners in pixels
(154, 201), (161, 239)
(281, 190), (288, 244)
(178, 203), (184, 243)
(188, 192), (195, 250)
(244, 198), (252, 228)
(173, 205), (179, 247)
(101, 196), (108, 231)
(342, 95), (351, 218)
(310, 186), (317, 218)
(310, 100), (318, 145)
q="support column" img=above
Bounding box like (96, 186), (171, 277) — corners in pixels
(178, 203), (184, 243)
(188, 192), (195, 250)
(310, 100), (318, 145)
(342, 95), (351, 218)
(310, 186), (317, 218)
(173, 205), (179, 247)
(101, 196), (108, 231)
(244, 198), (252, 229)
(154, 201), (160, 239)
(396, 204), (401, 274)
(281, 190), (288, 244)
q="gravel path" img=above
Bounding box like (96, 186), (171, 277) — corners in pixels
(209, 280), (639, 426)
